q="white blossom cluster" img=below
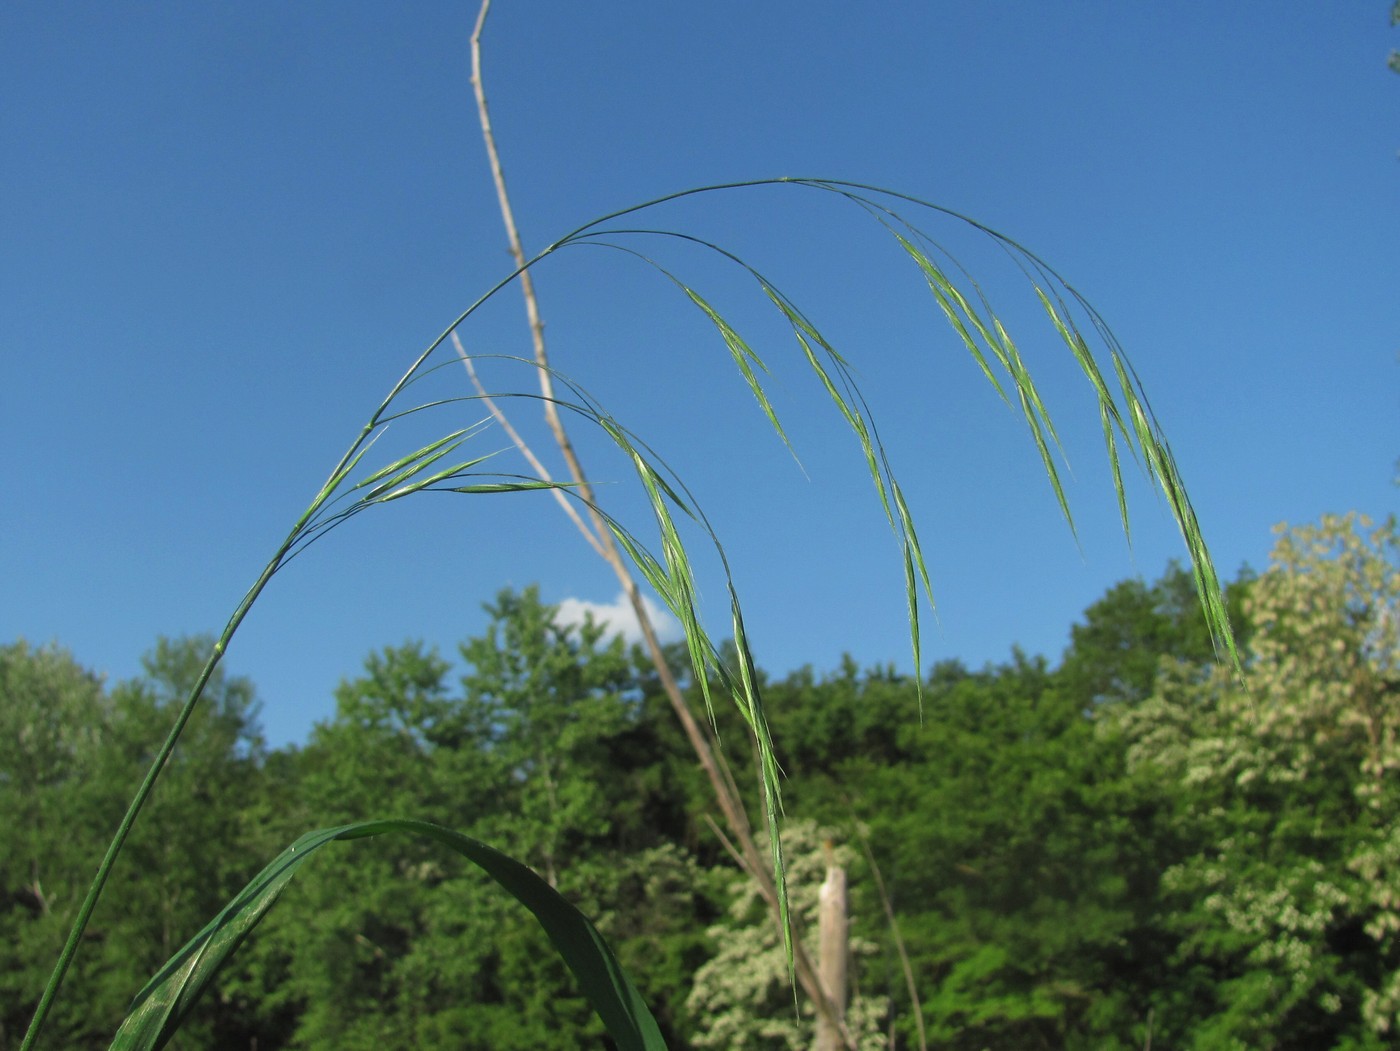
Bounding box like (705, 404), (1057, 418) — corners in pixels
(687, 819), (890, 1050)
(1110, 513), (1400, 1038)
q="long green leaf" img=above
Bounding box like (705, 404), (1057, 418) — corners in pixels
(109, 820), (667, 1051)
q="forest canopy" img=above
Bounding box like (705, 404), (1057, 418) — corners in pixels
(3, 511), (1397, 1050)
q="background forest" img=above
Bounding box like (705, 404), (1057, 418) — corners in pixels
(4, 510), (1396, 1050)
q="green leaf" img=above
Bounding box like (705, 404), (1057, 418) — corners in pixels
(109, 820), (667, 1051)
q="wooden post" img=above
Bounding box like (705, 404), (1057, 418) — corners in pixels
(814, 839), (849, 1051)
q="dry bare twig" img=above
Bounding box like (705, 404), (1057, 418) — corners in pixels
(464, 1), (856, 1044)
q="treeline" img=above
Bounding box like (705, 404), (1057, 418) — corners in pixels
(2, 512), (1397, 1049)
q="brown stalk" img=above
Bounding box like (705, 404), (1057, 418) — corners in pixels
(449, 330), (606, 560)
(466, 2), (854, 1045)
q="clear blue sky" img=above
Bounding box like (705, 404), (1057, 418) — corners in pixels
(3, 3), (1396, 748)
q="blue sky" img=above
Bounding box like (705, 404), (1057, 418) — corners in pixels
(3, 3), (1396, 748)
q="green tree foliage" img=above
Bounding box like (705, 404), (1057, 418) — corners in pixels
(14, 520), (1395, 1048)
(746, 562), (1254, 1049)
(850, 655), (1168, 1050)
(1057, 561), (1252, 707)
(0, 642), (107, 1049)
(260, 588), (720, 1049)
(0, 637), (268, 1050)
(457, 587), (634, 886)
(1112, 513), (1400, 1047)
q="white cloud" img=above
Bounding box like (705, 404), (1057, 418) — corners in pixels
(553, 591), (682, 647)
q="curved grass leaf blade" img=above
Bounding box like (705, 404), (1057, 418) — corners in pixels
(109, 820), (667, 1051)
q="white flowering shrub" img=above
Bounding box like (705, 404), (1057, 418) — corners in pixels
(1110, 513), (1400, 1043)
(688, 819), (889, 1050)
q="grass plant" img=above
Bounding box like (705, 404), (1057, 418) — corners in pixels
(20, 177), (1236, 1050)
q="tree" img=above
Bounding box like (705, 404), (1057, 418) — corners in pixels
(263, 590), (696, 1049)
(95, 638), (269, 1049)
(264, 640), (492, 1050)
(1057, 561), (1251, 708)
(1112, 513), (1400, 1047)
(849, 653), (1169, 1050)
(0, 642), (107, 1049)
(457, 587), (634, 887)
(0, 638), (270, 1050)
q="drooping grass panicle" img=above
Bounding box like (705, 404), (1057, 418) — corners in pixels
(540, 172), (1232, 666)
(804, 188), (1081, 530)
(538, 231), (936, 713)
(505, 176), (1238, 799)
(28, 176), (1240, 1051)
